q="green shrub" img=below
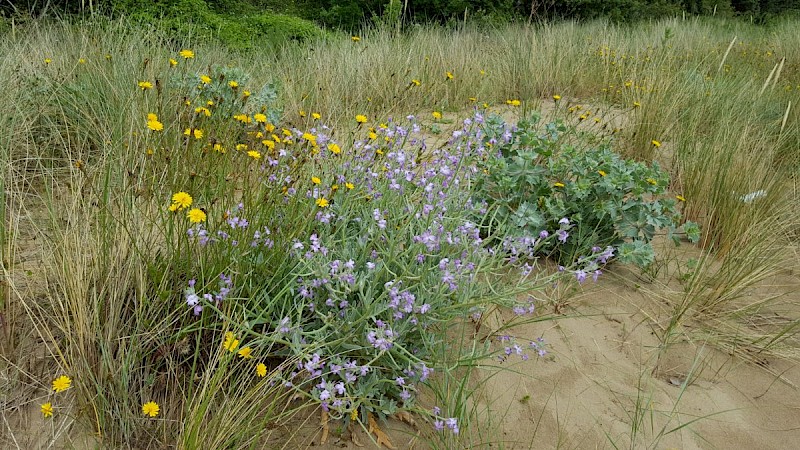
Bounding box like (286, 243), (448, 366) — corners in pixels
(475, 113), (700, 267)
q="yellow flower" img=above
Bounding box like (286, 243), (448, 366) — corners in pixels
(169, 58), (178, 67)
(311, 176), (321, 185)
(651, 140), (661, 148)
(328, 143), (341, 155)
(138, 81), (153, 90)
(355, 115), (368, 124)
(445, 71), (454, 80)
(187, 208), (206, 223)
(213, 143), (225, 153)
(468, 97), (477, 102)
(223, 332), (239, 352)
(553, 94), (562, 101)
(236, 143), (248, 152)
(147, 119), (164, 131)
(432, 111), (442, 120)
(506, 99), (521, 107)
(553, 182), (565, 188)
(200, 75), (211, 84)
(351, 36), (361, 42)
(345, 182), (355, 190)
(44, 58), (52, 64)
(52, 375), (72, 393)
(238, 346), (253, 359)
(598, 170), (607, 177)
(184, 128), (204, 140)
(170, 192), (193, 211)
(179, 49), (195, 59)
(195, 107), (211, 117)
(369, 131), (378, 140)
(142, 401), (160, 417)
(262, 140), (275, 150)
(78, 58), (86, 64)
(228, 81), (239, 89)
(243, 90), (251, 98)
(41, 402), (53, 418)
(254, 113), (267, 123)
(676, 195), (686, 202)
(479, 69), (486, 76)
(256, 363), (267, 377)
(299, 110), (307, 118)
(312, 112), (321, 120)
(247, 150), (262, 160)
(410, 79), (421, 87)
(302, 132), (317, 143)
(633, 101), (641, 108)
(316, 198), (329, 208)
(234, 114), (252, 123)
(646, 178), (657, 185)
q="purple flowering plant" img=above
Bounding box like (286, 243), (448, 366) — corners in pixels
(163, 108), (601, 433)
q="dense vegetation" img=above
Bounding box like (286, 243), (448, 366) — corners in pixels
(3, 0), (798, 50)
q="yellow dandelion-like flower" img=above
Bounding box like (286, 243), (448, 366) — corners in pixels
(44, 58), (52, 64)
(506, 99), (521, 107)
(236, 143), (248, 152)
(41, 402), (53, 418)
(646, 178), (658, 185)
(256, 363), (267, 377)
(445, 71), (454, 80)
(238, 347), (253, 359)
(213, 143), (225, 153)
(78, 58), (86, 64)
(328, 143), (341, 155)
(633, 101), (641, 108)
(345, 182), (355, 190)
(52, 375), (72, 393)
(223, 332), (240, 352)
(410, 79), (421, 87)
(553, 182), (565, 188)
(200, 75), (211, 84)
(302, 132), (317, 143)
(598, 170), (607, 177)
(170, 192), (193, 211)
(553, 94), (561, 101)
(676, 195), (686, 202)
(169, 58), (178, 67)
(316, 198), (329, 208)
(254, 113), (267, 123)
(432, 111), (442, 120)
(651, 140), (661, 148)
(311, 176), (321, 185)
(312, 112), (321, 120)
(187, 208), (206, 223)
(142, 401), (160, 417)
(195, 107), (211, 117)
(351, 36), (361, 42)
(369, 131), (378, 140)
(228, 81), (239, 89)
(262, 140), (275, 150)
(355, 115), (368, 124)
(468, 97), (477, 102)
(147, 119), (164, 131)
(247, 150), (262, 160)
(179, 49), (195, 59)
(138, 81), (153, 90)
(243, 90), (251, 98)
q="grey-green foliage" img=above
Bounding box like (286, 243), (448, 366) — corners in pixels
(475, 114), (700, 267)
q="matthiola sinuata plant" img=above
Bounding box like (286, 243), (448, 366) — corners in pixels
(157, 105), (606, 430)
